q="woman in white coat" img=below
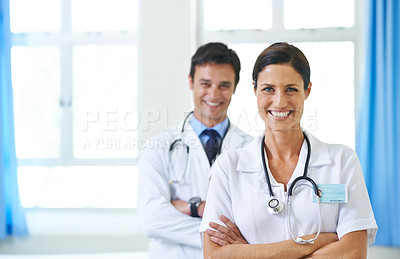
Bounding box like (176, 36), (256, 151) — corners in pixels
(200, 42), (378, 258)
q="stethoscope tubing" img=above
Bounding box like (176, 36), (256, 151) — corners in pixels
(261, 132), (319, 198)
(172, 111), (230, 155)
(287, 193), (322, 244)
(261, 131), (322, 244)
(167, 111), (230, 183)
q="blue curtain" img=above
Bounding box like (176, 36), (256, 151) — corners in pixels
(0, 0), (28, 239)
(356, 0), (400, 246)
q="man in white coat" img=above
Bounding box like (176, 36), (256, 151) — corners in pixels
(138, 42), (252, 259)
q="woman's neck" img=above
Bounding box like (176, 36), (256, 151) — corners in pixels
(264, 129), (304, 160)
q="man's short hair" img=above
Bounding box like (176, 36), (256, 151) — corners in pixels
(190, 42), (241, 86)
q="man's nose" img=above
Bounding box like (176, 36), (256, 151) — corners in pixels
(207, 85), (219, 98)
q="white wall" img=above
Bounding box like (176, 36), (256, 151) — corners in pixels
(138, 0), (194, 140)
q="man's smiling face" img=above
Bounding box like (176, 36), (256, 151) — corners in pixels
(189, 63), (236, 128)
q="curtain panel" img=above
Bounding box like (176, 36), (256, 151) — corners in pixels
(0, 0), (28, 239)
(356, 0), (400, 246)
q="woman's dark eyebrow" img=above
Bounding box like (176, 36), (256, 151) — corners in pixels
(285, 83), (300, 87)
(259, 83), (275, 87)
(259, 83), (300, 87)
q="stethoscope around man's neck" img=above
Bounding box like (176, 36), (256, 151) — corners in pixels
(171, 111), (230, 153)
(261, 132), (322, 244)
(167, 111), (230, 184)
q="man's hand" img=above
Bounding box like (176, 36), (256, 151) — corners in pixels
(206, 215), (248, 246)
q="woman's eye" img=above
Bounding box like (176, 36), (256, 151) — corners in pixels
(287, 87), (298, 92)
(262, 87), (274, 92)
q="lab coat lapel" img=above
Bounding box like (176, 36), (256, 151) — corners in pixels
(221, 124), (248, 153)
(235, 132), (333, 189)
(181, 122), (210, 169)
(305, 131), (332, 167)
(286, 138), (309, 186)
(233, 135), (266, 184)
(251, 136), (283, 187)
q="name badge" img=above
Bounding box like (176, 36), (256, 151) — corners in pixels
(313, 184), (347, 203)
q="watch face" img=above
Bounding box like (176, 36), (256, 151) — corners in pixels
(189, 196), (201, 204)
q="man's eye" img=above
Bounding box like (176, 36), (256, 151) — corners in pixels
(220, 84), (230, 88)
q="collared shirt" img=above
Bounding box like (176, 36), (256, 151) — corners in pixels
(190, 115), (229, 147)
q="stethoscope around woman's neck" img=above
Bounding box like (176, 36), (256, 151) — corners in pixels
(261, 132), (322, 244)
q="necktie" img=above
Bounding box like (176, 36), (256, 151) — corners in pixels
(203, 129), (221, 165)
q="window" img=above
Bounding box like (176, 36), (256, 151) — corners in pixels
(11, 0), (139, 208)
(203, 0), (273, 31)
(200, 0), (359, 149)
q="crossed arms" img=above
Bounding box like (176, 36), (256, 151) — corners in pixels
(203, 215), (368, 259)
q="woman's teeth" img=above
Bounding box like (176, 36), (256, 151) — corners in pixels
(271, 111), (290, 118)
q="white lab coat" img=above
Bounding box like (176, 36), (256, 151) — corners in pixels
(138, 116), (252, 259)
(200, 132), (378, 246)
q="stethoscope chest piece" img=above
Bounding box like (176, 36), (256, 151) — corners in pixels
(267, 197), (284, 214)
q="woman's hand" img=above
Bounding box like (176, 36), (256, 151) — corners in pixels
(206, 215), (248, 246)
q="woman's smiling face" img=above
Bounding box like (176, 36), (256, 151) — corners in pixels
(254, 63), (311, 132)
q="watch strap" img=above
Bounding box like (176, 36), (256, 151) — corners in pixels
(190, 202), (199, 218)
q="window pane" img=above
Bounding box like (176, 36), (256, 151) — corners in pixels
(73, 45), (138, 159)
(11, 47), (61, 158)
(295, 42), (355, 149)
(71, 0), (138, 32)
(18, 166), (139, 208)
(228, 43), (269, 136)
(203, 0), (272, 31)
(284, 0), (354, 29)
(10, 0), (60, 33)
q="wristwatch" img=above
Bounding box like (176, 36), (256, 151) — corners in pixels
(188, 196), (202, 218)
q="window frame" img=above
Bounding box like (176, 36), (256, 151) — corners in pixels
(11, 0), (139, 168)
(197, 0), (365, 145)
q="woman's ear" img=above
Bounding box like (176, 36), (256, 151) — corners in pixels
(253, 81), (257, 95)
(305, 82), (312, 99)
